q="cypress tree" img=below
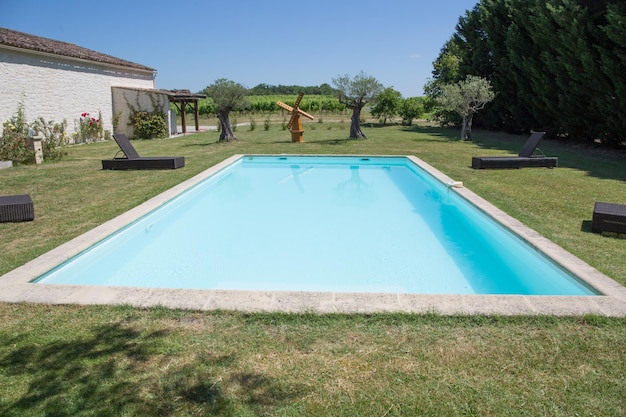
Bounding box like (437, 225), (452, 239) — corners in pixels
(427, 0), (626, 142)
(594, 2), (626, 144)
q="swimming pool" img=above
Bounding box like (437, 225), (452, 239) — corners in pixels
(34, 155), (595, 295)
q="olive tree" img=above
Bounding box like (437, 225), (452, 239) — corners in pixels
(202, 79), (248, 142)
(437, 75), (495, 140)
(332, 71), (383, 139)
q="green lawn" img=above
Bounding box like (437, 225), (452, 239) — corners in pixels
(1, 123), (625, 415)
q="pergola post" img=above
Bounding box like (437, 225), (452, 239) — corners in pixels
(180, 100), (187, 134)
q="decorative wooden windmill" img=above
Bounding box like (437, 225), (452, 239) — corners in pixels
(277, 92), (314, 142)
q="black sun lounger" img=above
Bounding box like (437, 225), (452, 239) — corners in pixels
(101, 134), (185, 170)
(0, 194), (34, 222)
(471, 132), (558, 169)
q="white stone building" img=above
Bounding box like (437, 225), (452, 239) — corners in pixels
(0, 27), (173, 139)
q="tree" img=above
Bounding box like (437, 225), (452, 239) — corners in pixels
(596, 2), (626, 143)
(370, 87), (402, 125)
(399, 97), (425, 126)
(430, 0), (626, 143)
(437, 75), (495, 140)
(202, 79), (248, 142)
(332, 71), (383, 139)
(424, 39), (464, 126)
(425, 38), (463, 96)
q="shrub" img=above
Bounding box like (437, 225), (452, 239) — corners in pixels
(0, 108), (67, 163)
(128, 111), (168, 139)
(0, 104), (34, 164)
(31, 117), (68, 161)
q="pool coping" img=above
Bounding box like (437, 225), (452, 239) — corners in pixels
(2, 154), (626, 316)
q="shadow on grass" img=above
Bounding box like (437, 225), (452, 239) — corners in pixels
(0, 320), (306, 415)
(361, 121), (403, 128)
(489, 140), (625, 183)
(315, 137), (363, 145)
(405, 126), (626, 182)
(192, 139), (244, 146)
(580, 220), (594, 233)
(398, 124), (463, 141)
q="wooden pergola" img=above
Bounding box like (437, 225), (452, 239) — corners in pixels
(166, 89), (206, 134)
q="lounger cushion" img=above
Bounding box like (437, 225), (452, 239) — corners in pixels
(517, 132), (546, 157)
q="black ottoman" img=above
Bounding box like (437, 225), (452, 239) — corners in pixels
(0, 194), (34, 222)
(592, 202), (626, 234)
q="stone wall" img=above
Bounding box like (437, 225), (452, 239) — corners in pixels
(112, 87), (171, 138)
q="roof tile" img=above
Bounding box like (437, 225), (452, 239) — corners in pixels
(0, 27), (154, 72)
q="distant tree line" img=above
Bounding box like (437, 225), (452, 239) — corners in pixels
(246, 83), (338, 96)
(426, 0), (626, 144)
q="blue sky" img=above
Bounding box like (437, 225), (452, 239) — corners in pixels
(1, 0), (477, 97)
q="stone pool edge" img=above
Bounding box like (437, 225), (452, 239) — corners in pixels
(1, 154), (625, 317)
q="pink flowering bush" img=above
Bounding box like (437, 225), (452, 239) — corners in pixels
(76, 111), (104, 143)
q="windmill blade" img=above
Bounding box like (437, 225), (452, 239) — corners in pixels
(293, 92), (304, 109)
(276, 101), (293, 112)
(297, 109), (315, 120)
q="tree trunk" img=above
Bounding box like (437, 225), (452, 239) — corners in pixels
(349, 106), (367, 139)
(461, 114), (473, 140)
(217, 111), (238, 142)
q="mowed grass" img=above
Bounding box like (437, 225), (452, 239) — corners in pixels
(1, 122), (625, 415)
(1, 306), (624, 416)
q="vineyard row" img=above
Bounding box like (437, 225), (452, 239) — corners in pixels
(176, 95), (347, 116)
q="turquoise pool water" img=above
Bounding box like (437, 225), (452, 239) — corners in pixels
(34, 156), (596, 295)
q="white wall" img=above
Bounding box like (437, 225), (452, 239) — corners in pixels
(0, 46), (155, 137)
